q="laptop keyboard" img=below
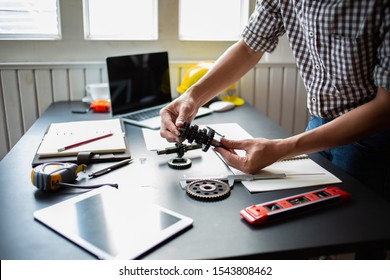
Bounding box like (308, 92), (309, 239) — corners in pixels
(124, 108), (161, 121)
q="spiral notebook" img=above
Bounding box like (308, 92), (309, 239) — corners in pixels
(207, 123), (342, 192)
(32, 119), (130, 166)
(36, 119), (127, 158)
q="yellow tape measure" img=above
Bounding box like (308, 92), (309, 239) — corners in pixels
(31, 162), (118, 191)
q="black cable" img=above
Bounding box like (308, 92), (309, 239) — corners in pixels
(56, 182), (118, 189)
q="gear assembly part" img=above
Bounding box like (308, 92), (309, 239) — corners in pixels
(156, 143), (201, 157)
(168, 157), (192, 169)
(186, 179), (231, 202)
(179, 121), (225, 152)
(156, 143), (201, 169)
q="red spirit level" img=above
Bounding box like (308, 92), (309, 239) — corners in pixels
(240, 186), (351, 225)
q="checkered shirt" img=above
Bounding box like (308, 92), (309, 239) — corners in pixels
(242, 0), (390, 118)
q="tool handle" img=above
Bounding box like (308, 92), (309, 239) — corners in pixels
(232, 174), (286, 181)
(240, 186), (351, 225)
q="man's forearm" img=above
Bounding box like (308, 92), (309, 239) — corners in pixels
(280, 87), (390, 159)
(186, 39), (264, 108)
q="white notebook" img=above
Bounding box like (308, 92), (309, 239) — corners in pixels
(36, 119), (127, 158)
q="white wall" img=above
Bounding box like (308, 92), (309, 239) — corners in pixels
(0, 0), (304, 160)
(0, 0), (294, 63)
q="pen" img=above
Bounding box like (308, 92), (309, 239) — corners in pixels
(57, 133), (113, 152)
(206, 126), (225, 137)
(88, 158), (133, 178)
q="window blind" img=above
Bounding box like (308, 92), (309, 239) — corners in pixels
(0, 0), (61, 39)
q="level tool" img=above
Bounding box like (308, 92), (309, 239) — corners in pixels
(240, 186), (351, 225)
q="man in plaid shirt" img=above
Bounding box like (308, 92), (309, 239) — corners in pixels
(161, 1), (390, 204)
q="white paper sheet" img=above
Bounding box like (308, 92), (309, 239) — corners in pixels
(201, 123), (342, 192)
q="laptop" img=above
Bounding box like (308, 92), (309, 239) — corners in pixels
(106, 51), (212, 129)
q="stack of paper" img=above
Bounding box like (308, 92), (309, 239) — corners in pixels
(207, 123), (342, 192)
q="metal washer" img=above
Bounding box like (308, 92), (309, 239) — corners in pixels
(186, 179), (230, 202)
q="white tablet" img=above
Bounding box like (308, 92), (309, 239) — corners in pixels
(34, 186), (193, 259)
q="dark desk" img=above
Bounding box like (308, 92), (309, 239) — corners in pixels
(1, 101), (390, 260)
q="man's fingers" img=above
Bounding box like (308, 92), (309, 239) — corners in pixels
(176, 105), (196, 127)
(215, 145), (248, 170)
(220, 137), (246, 150)
(160, 109), (181, 142)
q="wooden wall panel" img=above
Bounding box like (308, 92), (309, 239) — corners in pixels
(35, 69), (54, 116)
(169, 64), (180, 98)
(69, 69), (85, 100)
(268, 67), (284, 125)
(18, 70), (38, 131)
(280, 67), (298, 133)
(0, 61), (308, 160)
(52, 69), (69, 102)
(85, 68), (102, 85)
(0, 70), (24, 148)
(0, 74), (9, 158)
(253, 67), (269, 114)
(240, 69), (255, 105)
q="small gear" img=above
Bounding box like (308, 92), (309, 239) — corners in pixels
(168, 157), (192, 169)
(179, 121), (191, 140)
(202, 129), (215, 152)
(186, 179), (230, 202)
(179, 121), (224, 151)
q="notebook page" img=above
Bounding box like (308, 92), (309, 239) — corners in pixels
(37, 119), (127, 158)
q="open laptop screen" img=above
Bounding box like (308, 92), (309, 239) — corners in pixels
(106, 52), (172, 116)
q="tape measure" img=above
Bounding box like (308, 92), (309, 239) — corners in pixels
(240, 186), (351, 225)
(31, 162), (118, 191)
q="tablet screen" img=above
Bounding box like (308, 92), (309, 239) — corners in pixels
(34, 186), (193, 259)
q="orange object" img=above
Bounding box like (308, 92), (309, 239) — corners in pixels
(90, 100), (111, 113)
(240, 186), (351, 225)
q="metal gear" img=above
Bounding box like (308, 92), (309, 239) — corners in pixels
(168, 158), (192, 169)
(203, 129), (215, 152)
(179, 121), (225, 151)
(186, 179), (230, 202)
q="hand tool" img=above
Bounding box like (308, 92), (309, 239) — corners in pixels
(240, 186), (351, 225)
(32, 162), (118, 191)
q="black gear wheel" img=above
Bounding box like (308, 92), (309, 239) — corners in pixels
(179, 121), (191, 140)
(179, 121), (221, 152)
(175, 143), (185, 158)
(186, 179), (230, 201)
(168, 157), (192, 169)
(187, 124), (198, 143)
(202, 129), (215, 152)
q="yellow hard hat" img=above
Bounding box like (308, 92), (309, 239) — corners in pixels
(177, 61), (214, 94)
(219, 84), (245, 106)
(177, 61), (245, 106)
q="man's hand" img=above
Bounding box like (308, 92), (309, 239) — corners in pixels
(160, 39), (264, 143)
(160, 93), (199, 143)
(214, 137), (286, 174)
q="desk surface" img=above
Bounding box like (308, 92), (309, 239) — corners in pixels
(1, 101), (390, 260)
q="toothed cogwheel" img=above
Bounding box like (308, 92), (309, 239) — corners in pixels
(168, 158), (192, 169)
(186, 179), (230, 201)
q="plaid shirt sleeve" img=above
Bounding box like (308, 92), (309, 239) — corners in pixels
(241, 0), (285, 53)
(373, 3), (390, 92)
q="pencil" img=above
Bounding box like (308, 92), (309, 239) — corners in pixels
(57, 133), (113, 152)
